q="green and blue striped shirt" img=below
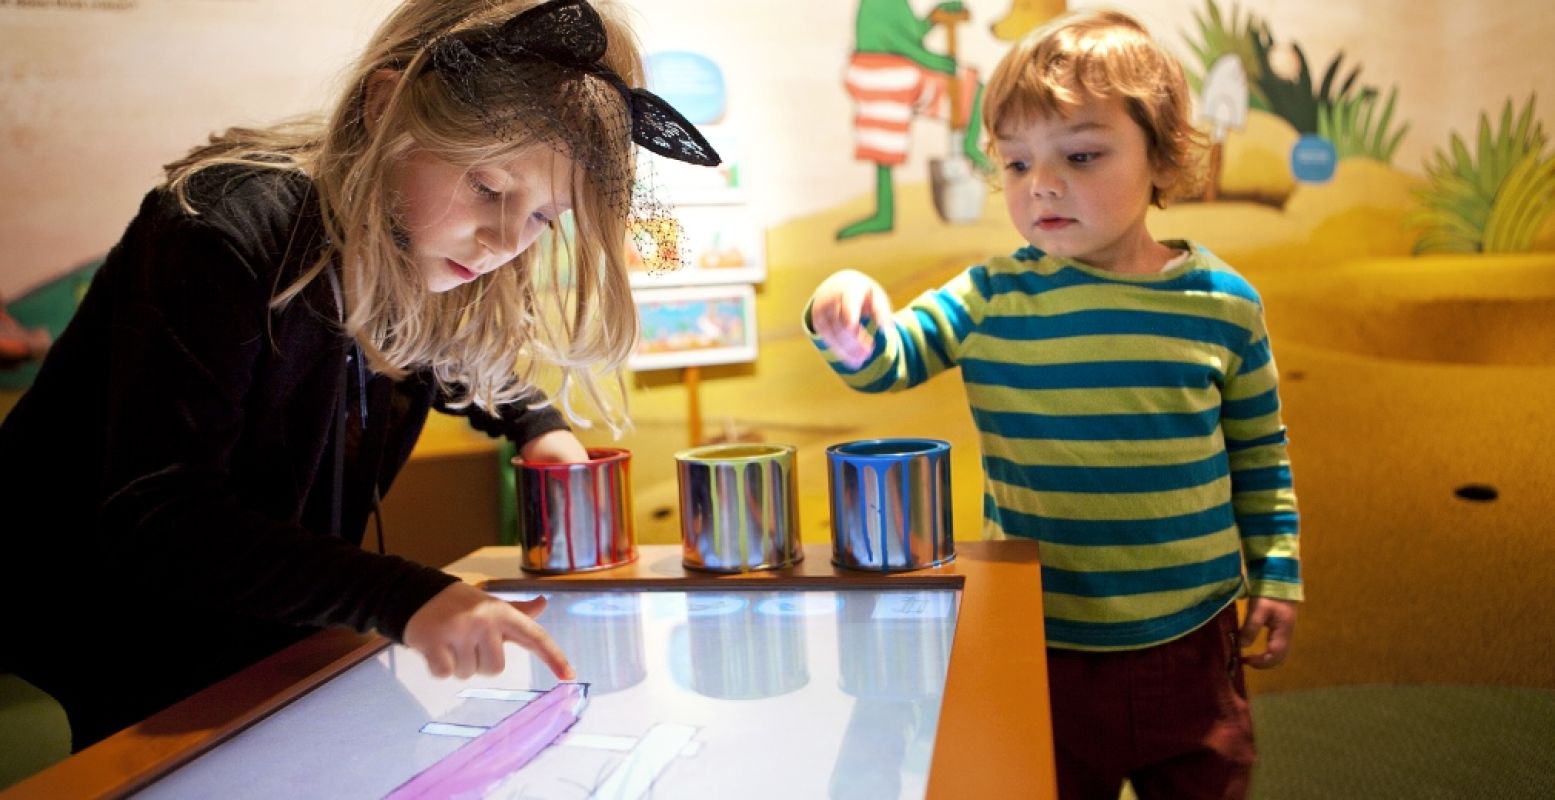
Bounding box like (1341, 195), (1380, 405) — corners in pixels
(806, 242), (1302, 650)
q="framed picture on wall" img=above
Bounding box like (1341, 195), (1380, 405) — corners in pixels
(628, 204), (766, 288)
(629, 283), (758, 371)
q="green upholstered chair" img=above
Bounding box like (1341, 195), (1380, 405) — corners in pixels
(0, 674), (70, 789)
(1, 257), (102, 419)
(0, 259), (100, 785)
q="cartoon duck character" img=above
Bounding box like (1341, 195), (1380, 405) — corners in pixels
(989, 0), (1066, 42)
(838, 0), (992, 240)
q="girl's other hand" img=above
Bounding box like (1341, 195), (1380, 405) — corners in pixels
(810, 269), (892, 369)
(403, 581), (575, 681)
(519, 429), (589, 463)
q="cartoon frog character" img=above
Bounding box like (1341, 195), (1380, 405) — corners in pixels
(839, 0), (992, 239)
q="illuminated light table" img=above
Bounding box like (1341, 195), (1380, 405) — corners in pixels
(4, 542), (1055, 799)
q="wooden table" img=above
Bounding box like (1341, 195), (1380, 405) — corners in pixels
(4, 541), (1055, 799)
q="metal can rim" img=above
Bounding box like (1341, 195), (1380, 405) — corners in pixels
(512, 447), (631, 470)
(825, 438), (951, 461)
(674, 443), (796, 463)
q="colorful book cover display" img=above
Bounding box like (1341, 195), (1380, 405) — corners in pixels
(628, 51), (764, 370)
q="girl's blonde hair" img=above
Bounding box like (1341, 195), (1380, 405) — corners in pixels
(164, 0), (643, 432)
(982, 8), (1207, 206)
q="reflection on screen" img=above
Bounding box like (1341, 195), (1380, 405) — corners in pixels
(137, 588), (959, 800)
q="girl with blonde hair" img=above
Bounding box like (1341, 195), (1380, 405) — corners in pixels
(0, 0), (718, 750)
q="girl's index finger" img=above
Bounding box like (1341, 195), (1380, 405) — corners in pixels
(502, 612), (575, 680)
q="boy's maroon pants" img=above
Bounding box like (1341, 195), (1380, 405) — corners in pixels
(1045, 604), (1257, 800)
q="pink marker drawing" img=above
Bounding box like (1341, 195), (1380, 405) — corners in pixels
(386, 682), (590, 799)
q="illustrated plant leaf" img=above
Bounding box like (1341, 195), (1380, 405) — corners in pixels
(1484, 150), (1555, 252)
(1249, 23), (1371, 136)
(1317, 85), (1408, 165)
(1182, 0), (1268, 109)
(1411, 94), (1551, 254)
(1383, 125), (1409, 162)
(1371, 88), (1409, 161)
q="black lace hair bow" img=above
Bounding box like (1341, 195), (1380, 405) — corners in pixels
(425, 0), (721, 168)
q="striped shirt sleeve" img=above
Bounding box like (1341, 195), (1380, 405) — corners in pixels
(803, 268), (985, 393)
(1222, 304), (1303, 601)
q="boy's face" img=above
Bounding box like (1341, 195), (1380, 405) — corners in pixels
(389, 145), (575, 294)
(995, 95), (1161, 273)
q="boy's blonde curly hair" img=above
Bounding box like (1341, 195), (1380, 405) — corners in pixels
(982, 9), (1208, 207)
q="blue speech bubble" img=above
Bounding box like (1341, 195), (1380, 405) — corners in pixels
(646, 51), (726, 125)
(1290, 135), (1337, 183)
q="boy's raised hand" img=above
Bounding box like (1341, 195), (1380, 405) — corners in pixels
(403, 581), (575, 681)
(810, 269), (893, 369)
(1238, 596), (1298, 669)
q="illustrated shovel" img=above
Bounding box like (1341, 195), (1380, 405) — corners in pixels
(928, 6), (986, 224)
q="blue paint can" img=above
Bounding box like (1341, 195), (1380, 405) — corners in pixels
(827, 439), (954, 572)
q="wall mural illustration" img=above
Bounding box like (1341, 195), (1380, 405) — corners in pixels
(838, 0), (993, 239)
(1408, 95), (1555, 255)
(830, 0), (1554, 258)
(1182, 0), (1410, 205)
(1183, 0), (1551, 255)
